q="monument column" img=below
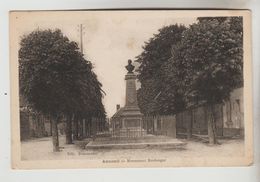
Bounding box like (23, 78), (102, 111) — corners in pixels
(125, 59), (138, 108)
(125, 73), (138, 107)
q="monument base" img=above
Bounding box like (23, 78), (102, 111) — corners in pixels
(86, 135), (186, 149)
(111, 106), (144, 138)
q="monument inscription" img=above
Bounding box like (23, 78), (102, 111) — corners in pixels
(124, 118), (141, 128)
(126, 79), (137, 105)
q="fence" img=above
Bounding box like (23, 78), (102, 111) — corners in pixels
(108, 115), (176, 139)
(20, 111), (108, 141)
(176, 104), (224, 137)
(84, 117), (109, 138)
(142, 115), (176, 137)
(21, 104), (239, 141)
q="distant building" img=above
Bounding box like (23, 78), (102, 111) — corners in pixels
(176, 87), (244, 137)
(19, 95), (51, 140)
(223, 87), (244, 136)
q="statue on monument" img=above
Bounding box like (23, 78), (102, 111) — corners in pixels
(125, 59), (135, 73)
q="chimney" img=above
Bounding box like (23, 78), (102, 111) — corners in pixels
(116, 104), (120, 111)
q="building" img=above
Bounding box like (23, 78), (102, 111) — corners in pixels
(176, 87), (244, 137)
(19, 95), (51, 140)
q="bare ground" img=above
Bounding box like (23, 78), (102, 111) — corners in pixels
(21, 135), (244, 161)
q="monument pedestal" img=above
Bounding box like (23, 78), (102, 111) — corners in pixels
(122, 73), (143, 129)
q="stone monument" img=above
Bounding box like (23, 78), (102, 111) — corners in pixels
(111, 59), (144, 137)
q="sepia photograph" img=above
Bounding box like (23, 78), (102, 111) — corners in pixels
(10, 10), (253, 169)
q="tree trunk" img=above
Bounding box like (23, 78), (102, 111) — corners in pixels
(86, 118), (91, 137)
(82, 119), (86, 139)
(37, 115), (45, 137)
(187, 109), (193, 140)
(51, 116), (59, 152)
(65, 116), (73, 144)
(78, 119), (83, 140)
(50, 117), (52, 136)
(87, 121), (89, 137)
(74, 117), (79, 140)
(208, 105), (218, 145)
(85, 119), (89, 137)
(229, 99), (232, 123)
(90, 119), (93, 136)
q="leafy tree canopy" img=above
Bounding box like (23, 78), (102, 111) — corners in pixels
(165, 17), (243, 107)
(136, 17), (243, 116)
(19, 29), (106, 118)
(135, 24), (187, 115)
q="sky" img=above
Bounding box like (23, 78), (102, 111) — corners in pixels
(13, 11), (197, 117)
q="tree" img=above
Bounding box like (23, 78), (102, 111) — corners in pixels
(135, 24), (186, 115)
(62, 59), (105, 143)
(71, 70), (106, 141)
(166, 17), (243, 144)
(19, 29), (106, 151)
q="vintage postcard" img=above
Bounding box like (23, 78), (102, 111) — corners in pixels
(10, 10), (253, 169)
